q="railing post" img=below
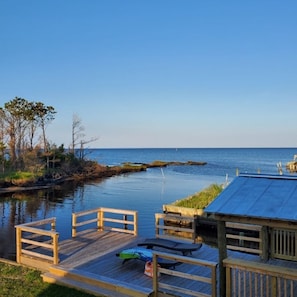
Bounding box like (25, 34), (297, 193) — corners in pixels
(155, 214), (160, 237)
(72, 213), (77, 237)
(52, 233), (59, 265)
(134, 212), (138, 236)
(15, 227), (22, 264)
(192, 216), (197, 243)
(153, 253), (158, 297)
(212, 265), (218, 297)
(218, 220), (227, 297)
(123, 214), (128, 230)
(295, 229), (297, 260)
(99, 208), (104, 231)
(97, 209), (100, 231)
(271, 276), (277, 297)
(261, 226), (269, 261)
(225, 265), (232, 297)
(51, 218), (56, 231)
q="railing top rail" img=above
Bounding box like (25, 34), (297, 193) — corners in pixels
(224, 257), (297, 280)
(15, 217), (56, 228)
(73, 208), (101, 217)
(154, 250), (218, 268)
(16, 225), (59, 236)
(156, 213), (195, 222)
(73, 207), (137, 218)
(100, 207), (138, 216)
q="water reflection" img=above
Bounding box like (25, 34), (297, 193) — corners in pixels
(0, 179), (103, 260)
(1, 169), (222, 260)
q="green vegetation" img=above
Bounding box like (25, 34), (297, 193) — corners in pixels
(0, 170), (42, 186)
(0, 261), (97, 297)
(0, 98), (103, 188)
(173, 184), (223, 209)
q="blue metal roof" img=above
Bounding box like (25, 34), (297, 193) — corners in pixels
(204, 174), (297, 222)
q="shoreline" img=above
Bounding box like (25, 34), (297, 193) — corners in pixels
(0, 160), (207, 194)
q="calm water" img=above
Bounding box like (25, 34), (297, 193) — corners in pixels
(0, 148), (296, 259)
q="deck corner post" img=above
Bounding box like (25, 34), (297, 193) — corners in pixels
(53, 233), (59, 265)
(15, 227), (21, 264)
(217, 220), (227, 297)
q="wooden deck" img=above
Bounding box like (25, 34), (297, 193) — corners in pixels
(41, 229), (297, 297)
(16, 208), (297, 297)
(42, 228), (220, 297)
(43, 229), (152, 297)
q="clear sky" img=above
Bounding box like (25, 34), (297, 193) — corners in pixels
(1, 1), (296, 148)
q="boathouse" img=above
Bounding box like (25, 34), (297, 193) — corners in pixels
(204, 173), (297, 297)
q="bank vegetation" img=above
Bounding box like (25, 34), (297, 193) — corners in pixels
(0, 97), (145, 190)
(0, 260), (97, 297)
(172, 184), (223, 209)
(0, 97), (207, 192)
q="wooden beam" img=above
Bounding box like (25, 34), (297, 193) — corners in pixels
(209, 214), (297, 230)
(217, 220), (227, 297)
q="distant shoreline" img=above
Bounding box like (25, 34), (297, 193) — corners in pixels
(0, 160), (207, 194)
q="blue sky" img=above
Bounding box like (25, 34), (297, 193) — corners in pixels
(1, 1), (296, 148)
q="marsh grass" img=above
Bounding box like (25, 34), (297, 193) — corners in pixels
(0, 170), (43, 187)
(173, 184), (223, 209)
(0, 261), (97, 297)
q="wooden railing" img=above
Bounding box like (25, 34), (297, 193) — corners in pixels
(271, 228), (297, 261)
(224, 258), (297, 297)
(152, 251), (218, 297)
(15, 218), (59, 267)
(155, 213), (197, 243)
(226, 222), (263, 256)
(226, 224), (297, 261)
(72, 207), (138, 237)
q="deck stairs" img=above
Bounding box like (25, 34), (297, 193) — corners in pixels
(42, 265), (153, 297)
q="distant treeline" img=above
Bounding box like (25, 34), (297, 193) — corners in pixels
(0, 97), (95, 185)
(0, 97), (57, 172)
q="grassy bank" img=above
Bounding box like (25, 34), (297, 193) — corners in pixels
(0, 260), (97, 297)
(173, 183), (223, 209)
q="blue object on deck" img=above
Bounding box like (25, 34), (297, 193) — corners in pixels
(116, 247), (179, 268)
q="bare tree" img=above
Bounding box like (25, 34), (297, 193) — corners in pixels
(70, 113), (98, 159)
(78, 137), (98, 160)
(71, 113), (85, 154)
